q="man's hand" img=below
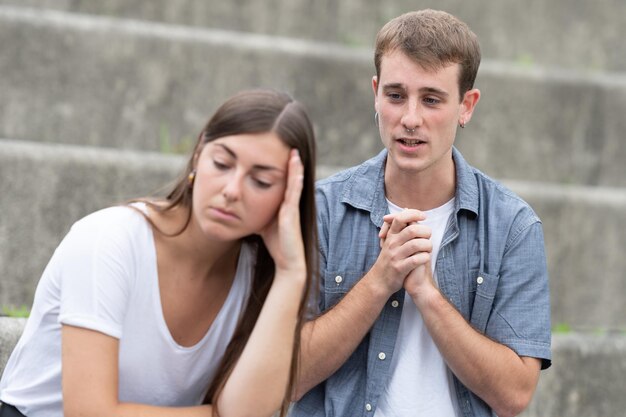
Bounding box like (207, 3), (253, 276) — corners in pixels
(373, 209), (432, 296)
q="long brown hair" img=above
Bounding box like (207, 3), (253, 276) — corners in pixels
(134, 89), (317, 416)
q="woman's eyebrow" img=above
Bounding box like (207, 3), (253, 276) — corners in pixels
(215, 143), (285, 173)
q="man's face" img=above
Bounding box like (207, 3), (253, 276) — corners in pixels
(373, 50), (475, 179)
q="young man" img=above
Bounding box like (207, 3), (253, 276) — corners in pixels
(292, 10), (551, 417)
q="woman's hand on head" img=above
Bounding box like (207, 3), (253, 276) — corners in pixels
(259, 149), (306, 277)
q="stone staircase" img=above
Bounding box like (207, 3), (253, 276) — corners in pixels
(1, 1), (625, 415)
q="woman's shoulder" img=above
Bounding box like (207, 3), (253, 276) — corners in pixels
(73, 204), (148, 230)
(63, 204), (152, 251)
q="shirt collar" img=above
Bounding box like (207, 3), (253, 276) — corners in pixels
(340, 147), (480, 223)
(452, 147), (480, 217)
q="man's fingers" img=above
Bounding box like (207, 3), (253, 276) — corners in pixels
(386, 209), (426, 234)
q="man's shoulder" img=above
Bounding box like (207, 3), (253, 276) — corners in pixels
(465, 165), (542, 233)
(316, 151), (385, 198)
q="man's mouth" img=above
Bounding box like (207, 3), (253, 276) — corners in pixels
(398, 138), (426, 146)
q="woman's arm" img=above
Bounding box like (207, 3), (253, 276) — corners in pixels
(217, 149), (307, 417)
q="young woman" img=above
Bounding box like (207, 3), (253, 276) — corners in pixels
(0, 89), (317, 417)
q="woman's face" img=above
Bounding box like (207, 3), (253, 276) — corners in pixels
(191, 131), (291, 242)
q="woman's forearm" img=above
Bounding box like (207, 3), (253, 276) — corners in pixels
(217, 270), (306, 417)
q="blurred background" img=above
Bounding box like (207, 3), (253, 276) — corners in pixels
(1, 1), (625, 415)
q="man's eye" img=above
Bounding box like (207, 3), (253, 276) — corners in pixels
(387, 92), (403, 100)
(424, 97), (440, 105)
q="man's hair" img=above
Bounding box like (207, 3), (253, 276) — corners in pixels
(374, 9), (481, 99)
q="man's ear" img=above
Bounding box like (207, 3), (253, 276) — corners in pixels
(460, 88), (481, 125)
(372, 76), (379, 113)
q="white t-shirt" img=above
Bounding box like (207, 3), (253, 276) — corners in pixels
(374, 198), (460, 417)
(0, 205), (253, 417)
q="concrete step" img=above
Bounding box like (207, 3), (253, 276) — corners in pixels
(0, 317), (27, 377)
(0, 1), (624, 72)
(520, 333), (626, 417)
(2, 6), (626, 187)
(1, 316), (624, 415)
(1, 140), (626, 330)
(0, 139), (185, 308)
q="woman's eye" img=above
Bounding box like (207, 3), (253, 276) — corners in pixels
(213, 160), (229, 170)
(253, 179), (273, 189)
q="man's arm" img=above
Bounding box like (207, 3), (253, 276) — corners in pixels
(295, 210), (432, 399)
(406, 266), (541, 417)
(402, 217), (549, 417)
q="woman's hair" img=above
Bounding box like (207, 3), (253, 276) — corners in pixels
(135, 89), (317, 417)
(374, 9), (481, 100)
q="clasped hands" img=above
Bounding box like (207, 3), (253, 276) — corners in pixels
(376, 209), (436, 301)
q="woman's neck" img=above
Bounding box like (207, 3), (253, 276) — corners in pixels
(148, 203), (242, 281)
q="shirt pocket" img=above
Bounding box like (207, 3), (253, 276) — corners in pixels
(323, 270), (362, 310)
(468, 270), (499, 333)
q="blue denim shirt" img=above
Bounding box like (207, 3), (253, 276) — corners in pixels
(292, 148), (551, 417)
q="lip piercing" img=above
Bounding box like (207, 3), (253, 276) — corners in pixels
(405, 127), (415, 134)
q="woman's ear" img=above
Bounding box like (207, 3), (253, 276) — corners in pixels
(191, 133), (206, 169)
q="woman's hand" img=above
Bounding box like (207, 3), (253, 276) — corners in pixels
(259, 149), (306, 276)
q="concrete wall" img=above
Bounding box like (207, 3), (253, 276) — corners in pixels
(2, 7), (626, 187)
(1, 0), (625, 71)
(0, 140), (184, 308)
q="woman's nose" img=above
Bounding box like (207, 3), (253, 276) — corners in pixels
(222, 175), (243, 201)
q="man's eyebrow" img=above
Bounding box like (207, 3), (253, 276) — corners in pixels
(382, 82), (406, 90)
(214, 143), (285, 173)
(382, 83), (449, 97)
(420, 87), (449, 97)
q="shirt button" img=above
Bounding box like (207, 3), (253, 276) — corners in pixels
(365, 403), (372, 412)
(378, 352), (386, 360)
(335, 275), (343, 284)
(391, 300), (399, 308)
(477, 276), (484, 284)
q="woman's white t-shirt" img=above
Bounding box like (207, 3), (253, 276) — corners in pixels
(0, 205), (253, 417)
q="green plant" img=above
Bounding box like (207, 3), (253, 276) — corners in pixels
(1, 305), (30, 318)
(516, 53), (534, 68)
(160, 123), (194, 154)
(552, 322), (571, 333)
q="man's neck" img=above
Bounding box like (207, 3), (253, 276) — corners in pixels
(384, 161), (456, 211)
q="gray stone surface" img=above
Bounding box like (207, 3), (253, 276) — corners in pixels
(2, 6), (626, 186)
(0, 139), (185, 308)
(521, 333), (626, 417)
(0, 1), (624, 71)
(0, 317), (26, 378)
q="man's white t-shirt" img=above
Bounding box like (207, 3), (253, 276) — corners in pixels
(0, 205), (253, 417)
(374, 198), (460, 417)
